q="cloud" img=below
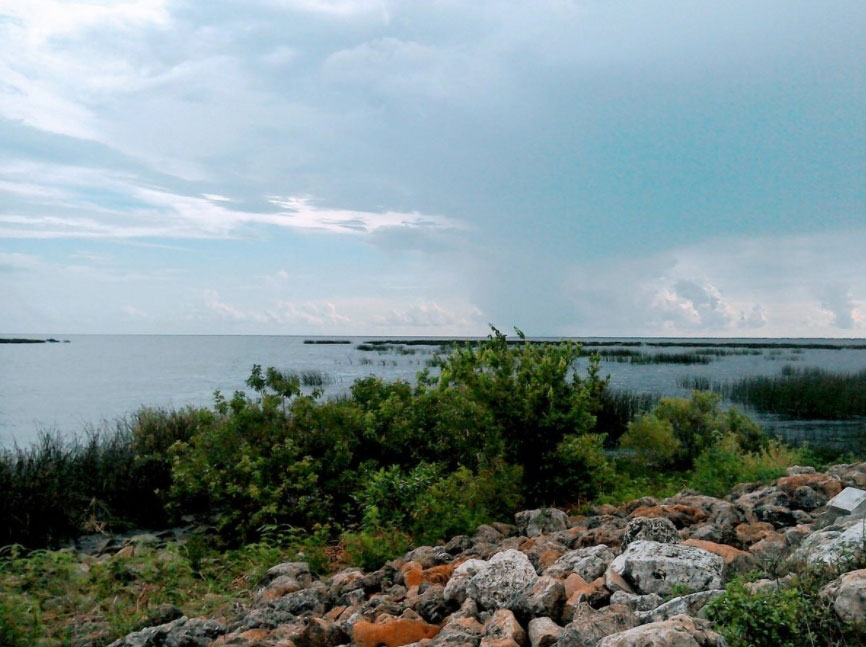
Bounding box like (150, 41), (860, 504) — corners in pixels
(819, 284), (857, 329)
(0, 161), (463, 239)
(380, 302), (483, 328)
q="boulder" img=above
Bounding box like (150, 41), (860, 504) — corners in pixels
(528, 618), (563, 647)
(444, 559), (490, 604)
(621, 517), (680, 548)
(406, 545), (453, 569)
(409, 584), (451, 624)
(353, 618), (440, 647)
(469, 550), (538, 611)
(515, 575), (566, 621)
(543, 546), (616, 581)
(682, 540), (755, 573)
(828, 464), (866, 490)
(404, 563), (455, 589)
(596, 614), (727, 647)
(481, 609), (528, 647)
(433, 616), (485, 646)
(820, 569), (866, 624)
(826, 487), (866, 522)
(734, 522), (776, 547)
(606, 541), (725, 597)
(555, 604), (638, 647)
(562, 577), (611, 622)
(517, 509), (570, 538)
(107, 617), (226, 647)
(777, 473), (842, 500)
(792, 517), (866, 565)
(629, 505), (707, 529)
(609, 591), (664, 613)
(636, 590), (724, 624)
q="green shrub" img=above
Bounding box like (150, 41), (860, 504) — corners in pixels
(690, 434), (804, 497)
(553, 433), (616, 503)
(341, 528), (412, 572)
(619, 392), (767, 470)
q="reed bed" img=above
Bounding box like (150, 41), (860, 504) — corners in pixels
(720, 366), (866, 419)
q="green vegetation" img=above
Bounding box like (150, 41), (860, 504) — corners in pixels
(4, 330), (866, 646)
(722, 366), (866, 419)
(706, 557), (866, 647)
(303, 339), (351, 344)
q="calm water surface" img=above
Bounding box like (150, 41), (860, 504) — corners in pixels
(2, 335), (866, 447)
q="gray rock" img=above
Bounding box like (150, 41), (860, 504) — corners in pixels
(482, 609), (528, 647)
(469, 550), (539, 611)
(787, 466), (817, 475)
(621, 517), (680, 549)
(596, 614), (727, 647)
(609, 591), (664, 613)
(636, 590), (724, 624)
(543, 546), (616, 581)
(529, 617), (563, 647)
(792, 517), (866, 565)
(820, 569), (866, 623)
(515, 575), (566, 621)
(555, 604), (638, 647)
(517, 509), (570, 538)
(107, 617), (226, 647)
(433, 616), (485, 646)
(827, 487), (866, 520)
(606, 541), (725, 596)
(445, 559), (490, 604)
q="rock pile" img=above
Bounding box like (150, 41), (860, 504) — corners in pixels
(107, 464), (866, 647)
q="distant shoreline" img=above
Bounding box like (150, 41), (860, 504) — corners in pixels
(0, 338), (69, 344)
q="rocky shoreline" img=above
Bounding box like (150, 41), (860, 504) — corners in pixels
(102, 463), (866, 647)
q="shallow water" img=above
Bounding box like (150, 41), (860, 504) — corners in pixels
(2, 335), (865, 448)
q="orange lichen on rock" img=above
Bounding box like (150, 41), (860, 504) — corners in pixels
(683, 538), (755, 571)
(403, 563), (455, 589)
(777, 473), (843, 498)
(353, 618), (441, 647)
(629, 505), (707, 528)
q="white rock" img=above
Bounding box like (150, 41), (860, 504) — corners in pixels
(515, 509), (569, 538)
(827, 487), (866, 519)
(605, 540), (725, 596)
(793, 517), (866, 565)
(543, 545), (615, 581)
(444, 559), (490, 604)
(468, 549), (538, 611)
(596, 614), (727, 647)
(528, 617), (562, 647)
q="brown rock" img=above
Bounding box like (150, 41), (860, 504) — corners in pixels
(683, 539), (755, 572)
(404, 564), (455, 589)
(353, 618), (440, 647)
(630, 505), (707, 528)
(562, 577), (611, 622)
(481, 609), (527, 647)
(735, 522), (776, 546)
(777, 473), (842, 499)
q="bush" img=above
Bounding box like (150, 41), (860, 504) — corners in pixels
(341, 528), (412, 572)
(553, 433), (616, 503)
(619, 392), (767, 470)
(691, 435), (804, 497)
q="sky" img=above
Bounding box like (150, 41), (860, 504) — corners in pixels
(0, 0), (864, 337)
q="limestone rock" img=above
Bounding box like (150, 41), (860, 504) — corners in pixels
(828, 464), (866, 490)
(682, 540), (754, 573)
(621, 517), (680, 548)
(516, 509), (570, 538)
(793, 517), (866, 565)
(444, 559), (490, 604)
(606, 540), (724, 597)
(820, 569), (866, 624)
(636, 590), (724, 624)
(609, 591), (664, 613)
(469, 550), (539, 611)
(481, 609), (528, 647)
(107, 616), (226, 647)
(555, 604), (638, 647)
(528, 618), (563, 647)
(596, 614), (727, 647)
(543, 546), (616, 581)
(515, 575), (566, 621)
(433, 616), (485, 646)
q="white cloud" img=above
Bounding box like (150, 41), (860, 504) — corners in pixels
(0, 161), (463, 239)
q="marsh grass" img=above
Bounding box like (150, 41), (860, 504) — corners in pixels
(593, 388), (659, 445)
(290, 370), (335, 387)
(720, 367), (866, 419)
(303, 340), (351, 344)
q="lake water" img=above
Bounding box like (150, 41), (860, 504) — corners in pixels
(2, 335), (866, 448)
